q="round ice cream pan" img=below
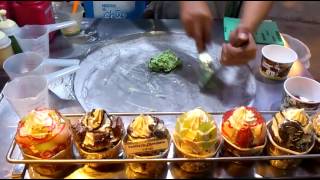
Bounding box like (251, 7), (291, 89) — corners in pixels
(22, 143), (74, 178)
(122, 131), (171, 177)
(266, 121), (315, 169)
(172, 133), (222, 173)
(75, 139), (122, 168)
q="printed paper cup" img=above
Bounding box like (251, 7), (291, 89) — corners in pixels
(260, 45), (297, 80)
(122, 130), (171, 177)
(173, 133), (221, 173)
(266, 121), (315, 169)
(75, 139), (122, 169)
(221, 135), (266, 165)
(282, 76), (320, 111)
(23, 143), (74, 178)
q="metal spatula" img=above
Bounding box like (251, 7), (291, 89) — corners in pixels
(199, 31), (250, 89)
(198, 51), (215, 88)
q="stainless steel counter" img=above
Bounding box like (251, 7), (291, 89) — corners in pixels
(0, 19), (315, 178)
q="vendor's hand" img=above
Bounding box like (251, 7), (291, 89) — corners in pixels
(180, 1), (213, 52)
(221, 26), (257, 66)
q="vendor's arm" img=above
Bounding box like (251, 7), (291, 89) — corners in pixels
(180, 1), (213, 53)
(221, 1), (273, 66)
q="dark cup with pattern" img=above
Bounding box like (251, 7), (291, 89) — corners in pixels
(260, 45), (297, 80)
(282, 76), (320, 111)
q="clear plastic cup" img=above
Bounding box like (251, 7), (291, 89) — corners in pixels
(55, 2), (84, 36)
(3, 52), (80, 81)
(3, 75), (49, 118)
(14, 21), (76, 58)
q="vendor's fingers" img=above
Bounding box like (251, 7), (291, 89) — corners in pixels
(203, 16), (212, 45)
(193, 21), (205, 53)
(220, 43), (231, 65)
(181, 16), (194, 38)
(221, 43), (256, 66)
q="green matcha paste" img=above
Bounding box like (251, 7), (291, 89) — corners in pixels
(148, 50), (182, 73)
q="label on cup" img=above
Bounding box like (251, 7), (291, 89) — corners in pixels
(124, 139), (169, 155)
(282, 93), (320, 111)
(260, 45), (297, 80)
(260, 57), (293, 80)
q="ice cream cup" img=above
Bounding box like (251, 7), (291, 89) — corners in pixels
(75, 139), (122, 169)
(221, 135), (267, 165)
(124, 150), (170, 179)
(266, 121), (315, 169)
(169, 163), (213, 178)
(260, 44), (297, 80)
(221, 161), (253, 177)
(122, 130), (171, 178)
(282, 76), (320, 111)
(311, 113), (320, 154)
(172, 133), (222, 173)
(23, 143), (74, 178)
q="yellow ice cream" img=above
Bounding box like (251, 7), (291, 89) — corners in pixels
(19, 109), (65, 139)
(174, 108), (219, 156)
(228, 107), (256, 129)
(129, 115), (155, 139)
(312, 113), (320, 137)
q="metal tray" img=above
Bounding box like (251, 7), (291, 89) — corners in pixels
(74, 32), (257, 113)
(6, 111), (320, 178)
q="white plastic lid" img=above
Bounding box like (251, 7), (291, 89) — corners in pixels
(0, 9), (19, 36)
(0, 31), (11, 49)
(0, 19), (16, 29)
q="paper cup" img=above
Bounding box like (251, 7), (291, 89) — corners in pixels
(122, 132), (171, 178)
(74, 139), (122, 169)
(266, 121), (315, 169)
(124, 149), (170, 179)
(260, 45), (297, 80)
(220, 135), (266, 165)
(169, 163), (213, 178)
(173, 133), (221, 173)
(23, 143), (74, 178)
(311, 113), (320, 155)
(282, 76), (320, 111)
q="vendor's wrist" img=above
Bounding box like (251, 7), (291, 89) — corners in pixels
(237, 23), (255, 34)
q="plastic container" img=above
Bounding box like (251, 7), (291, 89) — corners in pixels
(11, 1), (55, 26)
(14, 21), (76, 58)
(0, 30), (13, 67)
(55, 2), (84, 36)
(11, 1), (56, 40)
(0, 9), (22, 54)
(82, 1), (146, 19)
(281, 33), (311, 69)
(3, 52), (80, 80)
(3, 75), (50, 118)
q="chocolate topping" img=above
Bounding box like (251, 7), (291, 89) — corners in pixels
(71, 109), (124, 152)
(270, 108), (313, 152)
(127, 115), (167, 140)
